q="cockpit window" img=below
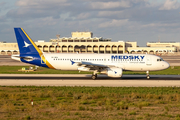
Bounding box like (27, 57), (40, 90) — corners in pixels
(157, 58), (164, 61)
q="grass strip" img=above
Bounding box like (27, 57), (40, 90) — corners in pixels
(0, 86), (180, 120)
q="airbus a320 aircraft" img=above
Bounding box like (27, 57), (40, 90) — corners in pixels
(12, 28), (170, 79)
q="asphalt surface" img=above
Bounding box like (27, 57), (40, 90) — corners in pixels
(0, 74), (180, 87)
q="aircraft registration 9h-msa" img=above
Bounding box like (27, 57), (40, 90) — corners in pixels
(12, 28), (170, 79)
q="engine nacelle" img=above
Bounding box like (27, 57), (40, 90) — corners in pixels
(103, 67), (123, 78)
(77, 67), (90, 72)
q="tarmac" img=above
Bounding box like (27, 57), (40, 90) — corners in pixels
(0, 74), (180, 87)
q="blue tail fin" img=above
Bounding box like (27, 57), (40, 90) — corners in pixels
(14, 28), (42, 55)
(13, 28), (55, 69)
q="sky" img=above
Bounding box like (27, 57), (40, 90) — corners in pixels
(1, 0), (180, 46)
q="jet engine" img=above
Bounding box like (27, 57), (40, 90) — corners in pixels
(77, 67), (90, 71)
(101, 67), (123, 78)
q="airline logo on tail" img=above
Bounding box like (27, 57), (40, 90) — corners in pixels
(23, 41), (31, 48)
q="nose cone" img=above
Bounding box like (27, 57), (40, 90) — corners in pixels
(163, 61), (170, 69)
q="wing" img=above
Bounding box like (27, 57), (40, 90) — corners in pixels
(71, 60), (115, 71)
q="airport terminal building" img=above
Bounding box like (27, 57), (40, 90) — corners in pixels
(0, 31), (178, 55)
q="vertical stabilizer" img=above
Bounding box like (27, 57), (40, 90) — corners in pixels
(13, 28), (55, 69)
(14, 28), (42, 55)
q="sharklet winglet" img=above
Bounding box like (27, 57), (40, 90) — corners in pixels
(70, 60), (76, 65)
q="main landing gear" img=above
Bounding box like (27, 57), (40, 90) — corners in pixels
(146, 71), (150, 79)
(91, 71), (98, 80)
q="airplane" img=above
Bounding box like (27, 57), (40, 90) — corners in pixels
(12, 28), (170, 79)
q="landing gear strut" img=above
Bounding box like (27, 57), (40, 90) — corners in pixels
(92, 71), (98, 80)
(146, 71), (150, 79)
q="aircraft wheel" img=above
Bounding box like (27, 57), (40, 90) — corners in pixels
(92, 74), (97, 80)
(147, 75), (150, 79)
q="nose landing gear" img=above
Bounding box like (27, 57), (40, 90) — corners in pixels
(146, 71), (150, 79)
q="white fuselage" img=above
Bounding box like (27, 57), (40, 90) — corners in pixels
(42, 53), (169, 71)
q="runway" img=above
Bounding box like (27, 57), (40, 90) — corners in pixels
(0, 74), (180, 87)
